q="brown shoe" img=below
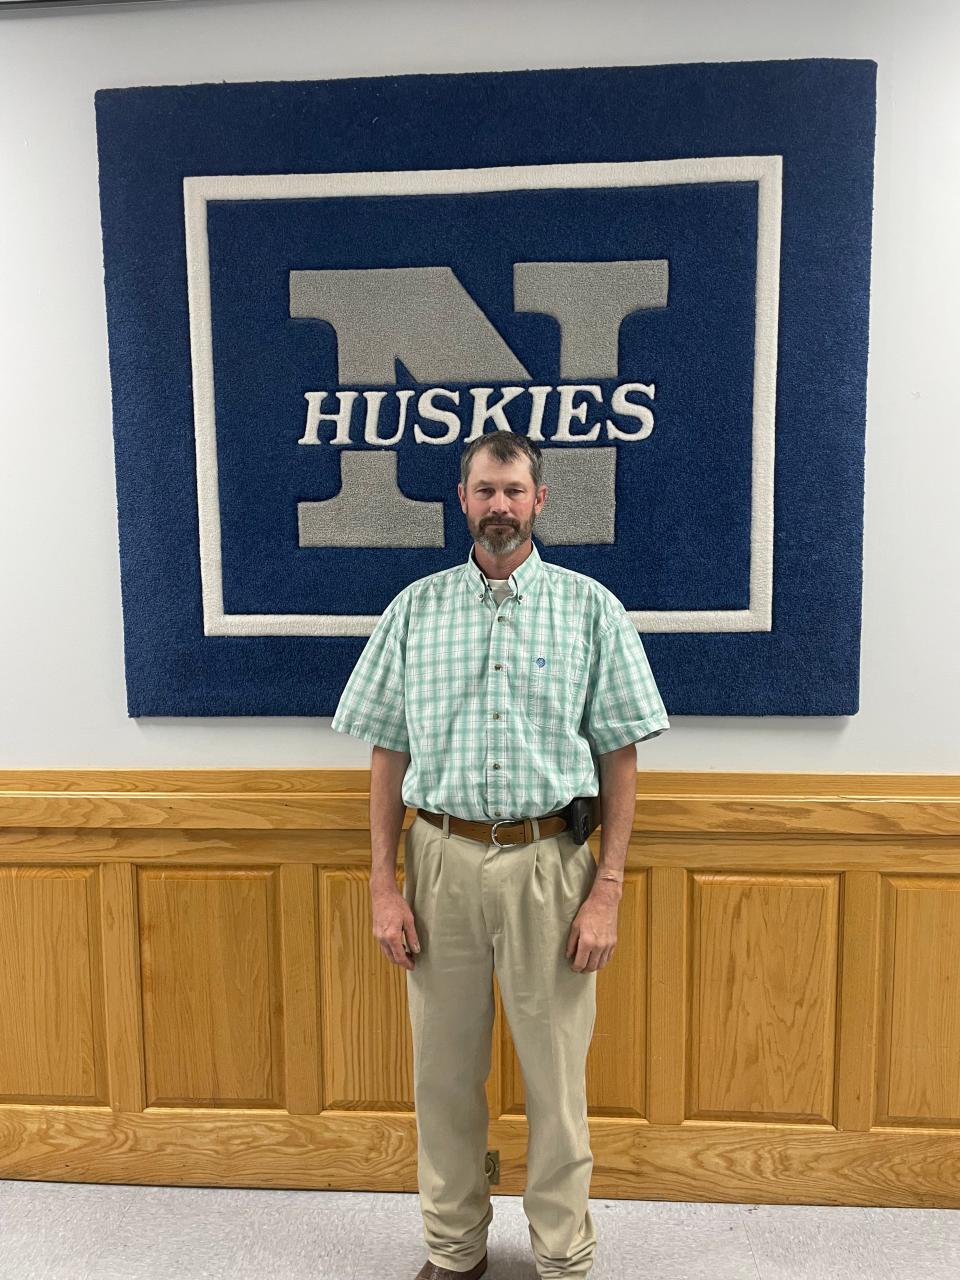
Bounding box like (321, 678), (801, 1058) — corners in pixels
(414, 1253), (487, 1280)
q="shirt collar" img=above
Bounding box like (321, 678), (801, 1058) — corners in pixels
(463, 539), (544, 601)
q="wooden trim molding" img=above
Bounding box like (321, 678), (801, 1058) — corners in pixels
(0, 769), (957, 836)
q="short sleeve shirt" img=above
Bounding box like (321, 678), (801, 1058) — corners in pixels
(331, 539), (670, 820)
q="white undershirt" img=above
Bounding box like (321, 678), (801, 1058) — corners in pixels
(486, 578), (514, 605)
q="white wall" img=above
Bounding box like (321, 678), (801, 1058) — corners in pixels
(1, 0), (957, 772)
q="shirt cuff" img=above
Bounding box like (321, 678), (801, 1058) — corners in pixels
(330, 718), (410, 753)
(590, 716), (670, 754)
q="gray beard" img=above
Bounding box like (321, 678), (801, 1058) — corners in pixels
(474, 510), (536, 558)
(477, 527), (525, 557)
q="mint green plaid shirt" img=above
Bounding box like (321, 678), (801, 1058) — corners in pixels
(331, 539), (670, 821)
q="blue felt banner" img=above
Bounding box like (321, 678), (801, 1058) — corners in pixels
(94, 59), (876, 716)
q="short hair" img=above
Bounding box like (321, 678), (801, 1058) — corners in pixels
(459, 433), (543, 491)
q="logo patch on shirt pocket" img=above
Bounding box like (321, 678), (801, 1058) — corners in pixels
(525, 652), (585, 729)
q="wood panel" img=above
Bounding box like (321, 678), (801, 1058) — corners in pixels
(877, 875), (960, 1126)
(0, 770), (959, 1209)
(138, 867), (283, 1108)
(0, 865), (106, 1104)
(690, 873), (840, 1124)
(587, 870), (647, 1118)
(320, 869), (413, 1112)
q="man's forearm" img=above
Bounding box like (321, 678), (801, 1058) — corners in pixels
(594, 743), (638, 896)
(369, 745), (411, 891)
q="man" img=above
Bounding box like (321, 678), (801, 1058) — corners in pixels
(331, 433), (670, 1280)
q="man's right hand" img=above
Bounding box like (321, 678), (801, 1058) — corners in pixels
(371, 882), (421, 971)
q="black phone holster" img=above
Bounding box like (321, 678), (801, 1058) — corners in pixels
(565, 794), (603, 844)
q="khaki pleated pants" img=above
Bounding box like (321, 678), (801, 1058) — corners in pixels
(403, 811), (599, 1279)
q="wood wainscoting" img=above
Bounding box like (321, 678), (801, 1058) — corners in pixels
(1, 769), (959, 1207)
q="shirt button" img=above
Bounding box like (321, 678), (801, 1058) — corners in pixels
(492, 712), (500, 720)
(494, 663), (502, 670)
(497, 617), (506, 623)
(494, 810), (502, 817)
(492, 763), (500, 770)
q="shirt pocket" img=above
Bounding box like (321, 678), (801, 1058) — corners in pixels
(523, 650), (587, 730)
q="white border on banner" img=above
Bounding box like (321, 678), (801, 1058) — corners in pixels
(183, 158), (781, 637)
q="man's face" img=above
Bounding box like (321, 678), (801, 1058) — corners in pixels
(457, 452), (546, 557)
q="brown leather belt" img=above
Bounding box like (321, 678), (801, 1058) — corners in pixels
(416, 807), (570, 848)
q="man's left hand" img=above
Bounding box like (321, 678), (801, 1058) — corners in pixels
(565, 881), (620, 973)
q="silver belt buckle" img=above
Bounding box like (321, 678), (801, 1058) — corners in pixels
(490, 819), (520, 848)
